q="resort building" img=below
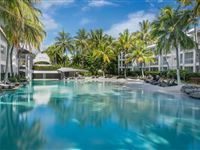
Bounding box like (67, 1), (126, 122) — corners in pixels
(0, 27), (34, 81)
(118, 28), (200, 73)
(0, 27), (19, 81)
(32, 52), (60, 80)
(18, 47), (34, 80)
(32, 53), (88, 80)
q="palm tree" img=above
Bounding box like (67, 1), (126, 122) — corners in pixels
(74, 28), (89, 54)
(54, 30), (74, 55)
(45, 45), (63, 64)
(126, 40), (154, 77)
(151, 6), (195, 84)
(178, 0), (200, 16)
(74, 29), (89, 66)
(138, 20), (153, 45)
(93, 36), (115, 77)
(0, 0), (45, 82)
(116, 29), (133, 78)
(88, 29), (108, 49)
(178, 0), (200, 72)
(45, 31), (73, 65)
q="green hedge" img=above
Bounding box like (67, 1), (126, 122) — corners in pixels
(34, 61), (50, 65)
(8, 74), (27, 83)
(33, 65), (60, 71)
(128, 69), (200, 81)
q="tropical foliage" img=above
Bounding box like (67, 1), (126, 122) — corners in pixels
(151, 6), (195, 84)
(0, 0), (45, 82)
(126, 40), (155, 77)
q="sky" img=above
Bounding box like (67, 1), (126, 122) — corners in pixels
(38, 0), (178, 50)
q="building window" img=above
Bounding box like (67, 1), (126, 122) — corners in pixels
(185, 52), (193, 64)
(163, 67), (168, 71)
(127, 62), (132, 67)
(150, 67), (158, 71)
(1, 65), (5, 73)
(163, 57), (169, 65)
(0, 45), (6, 61)
(180, 54), (183, 64)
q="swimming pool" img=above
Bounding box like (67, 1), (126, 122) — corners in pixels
(0, 80), (200, 149)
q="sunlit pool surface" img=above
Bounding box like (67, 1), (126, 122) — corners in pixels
(1, 80), (200, 149)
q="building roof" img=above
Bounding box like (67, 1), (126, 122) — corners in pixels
(57, 67), (88, 72)
(33, 53), (51, 64)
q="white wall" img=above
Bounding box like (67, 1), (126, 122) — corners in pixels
(0, 30), (19, 81)
(118, 29), (200, 73)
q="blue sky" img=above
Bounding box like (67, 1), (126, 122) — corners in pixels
(38, 0), (177, 50)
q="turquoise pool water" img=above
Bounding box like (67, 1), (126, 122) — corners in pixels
(0, 80), (200, 149)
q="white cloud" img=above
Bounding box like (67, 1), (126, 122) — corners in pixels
(82, 0), (116, 11)
(106, 11), (155, 37)
(41, 14), (59, 30)
(88, 0), (115, 7)
(40, 0), (74, 10)
(80, 18), (91, 26)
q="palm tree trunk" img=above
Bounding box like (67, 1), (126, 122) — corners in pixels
(160, 55), (163, 71)
(141, 63), (144, 78)
(124, 51), (127, 78)
(164, 54), (170, 71)
(4, 43), (13, 83)
(175, 44), (181, 85)
(194, 25), (199, 72)
(9, 46), (14, 76)
(16, 50), (19, 75)
(124, 64), (127, 78)
(103, 71), (105, 77)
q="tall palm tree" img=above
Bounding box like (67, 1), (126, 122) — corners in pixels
(45, 45), (63, 64)
(0, 0), (45, 82)
(45, 31), (73, 65)
(138, 20), (153, 45)
(178, 0), (200, 71)
(126, 40), (154, 77)
(93, 36), (115, 77)
(88, 29), (108, 50)
(116, 29), (133, 78)
(74, 29), (89, 66)
(74, 28), (89, 54)
(54, 30), (74, 55)
(152, 6), (195, 84)
(178, 0), (200, 16)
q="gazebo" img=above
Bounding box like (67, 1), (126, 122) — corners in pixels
(57, 67), (88, 79)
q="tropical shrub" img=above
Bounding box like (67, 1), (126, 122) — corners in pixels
(8, 76), (17, 83)
(33, 65), (61, 71)
(34, 61), (50, 65)
(127, 69), (195, 81)
(145, 71), (160, 77)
